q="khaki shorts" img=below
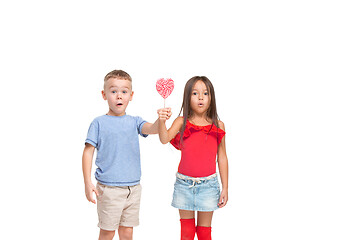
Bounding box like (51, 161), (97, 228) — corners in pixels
(96, 183), (142, 231)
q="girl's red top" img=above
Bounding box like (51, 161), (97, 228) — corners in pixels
(170, 120), (226, 177)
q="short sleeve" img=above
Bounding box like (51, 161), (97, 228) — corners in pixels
(85, 120), (99, 147)
(170, 133), (181, 150)
(136, 116), (148, 138)
(217, 130), (226, 145)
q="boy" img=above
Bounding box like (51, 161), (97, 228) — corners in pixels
(82, 70), (171, 240)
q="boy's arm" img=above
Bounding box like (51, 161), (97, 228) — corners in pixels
(141, 108), (172, 135)
(82, 143), (98, 204)
(159, 116), (183, 144)
(217, 121), (229, 208)
(141, 119), (160, 135)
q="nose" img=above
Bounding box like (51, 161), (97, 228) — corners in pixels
(198, 93), (204, 100)
(117, 92), (122, 99)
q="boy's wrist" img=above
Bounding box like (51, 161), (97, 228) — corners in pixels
(84, 179), (93, 185)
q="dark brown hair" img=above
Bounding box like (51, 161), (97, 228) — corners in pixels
(179, 76), (220, 142)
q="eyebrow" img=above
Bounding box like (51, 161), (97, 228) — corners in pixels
(192, 88), (208, 91)
(109, 86), (130, 89)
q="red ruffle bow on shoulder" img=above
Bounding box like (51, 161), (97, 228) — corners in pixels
(170, 121), (226, 150)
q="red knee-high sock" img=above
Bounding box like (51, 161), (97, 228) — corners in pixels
(180, 218), (196, 240)
(196, 226), (212, 240)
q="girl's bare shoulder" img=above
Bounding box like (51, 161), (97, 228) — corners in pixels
(173, 116), (184, 126)
(218, 120), (226, 131)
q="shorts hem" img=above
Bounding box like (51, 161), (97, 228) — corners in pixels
(98, 224), (118, 231)
(119, 221), (139, 227)
(98, 222), (139, 230)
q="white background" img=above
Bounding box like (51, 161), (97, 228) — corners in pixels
(1, 1), (359, 239)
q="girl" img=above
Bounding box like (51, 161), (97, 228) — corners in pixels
(158, 76), (229, 240)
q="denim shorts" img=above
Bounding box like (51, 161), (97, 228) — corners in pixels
(171, 172), (220, 212)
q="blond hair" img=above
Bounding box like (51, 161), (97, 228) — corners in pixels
(103, 70), (132, 89)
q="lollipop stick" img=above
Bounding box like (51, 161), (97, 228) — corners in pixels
(164, 98), (166, 108)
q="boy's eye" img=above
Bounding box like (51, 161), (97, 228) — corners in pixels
(122, 91), (127, 94)
(112, 90), (117, 94)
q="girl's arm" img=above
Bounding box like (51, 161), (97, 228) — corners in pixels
(159, 116), (183, 144)
(82, 143), (98, 204)
(217, 121), (229, 208)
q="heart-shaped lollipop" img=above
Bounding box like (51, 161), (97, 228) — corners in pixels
(156, 78), (174, 99)
(156, 78), (174, 107)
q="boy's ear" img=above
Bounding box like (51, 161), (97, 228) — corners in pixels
(101, 90), (107, 100)
(130, 91), (134, 101)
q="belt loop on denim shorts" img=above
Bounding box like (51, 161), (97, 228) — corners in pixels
(176, 172), (217, 188)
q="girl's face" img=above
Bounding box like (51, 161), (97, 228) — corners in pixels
(102, 77), (134, 116)
(190, 80), (211, 116)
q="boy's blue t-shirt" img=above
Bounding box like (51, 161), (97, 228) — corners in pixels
(85, 114), (148, 186)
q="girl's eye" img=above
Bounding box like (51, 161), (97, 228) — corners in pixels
(204, 92), (209, 96)
(192, 92), (198, 95)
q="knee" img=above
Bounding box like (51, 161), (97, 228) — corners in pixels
(118, 226), (133, 240)
(196, 226), (212, 240)
(99, 229), (115, 240)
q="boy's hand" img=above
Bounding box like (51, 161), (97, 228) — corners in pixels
(85, 182), (99, 204)
(157, 108), (172, 121)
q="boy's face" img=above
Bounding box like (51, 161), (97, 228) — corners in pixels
(102, 77), (134, 116)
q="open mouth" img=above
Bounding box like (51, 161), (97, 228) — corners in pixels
(117, 103), (123, 106)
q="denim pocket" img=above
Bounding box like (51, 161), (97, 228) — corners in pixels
(208, 178), (220, 189)
(175, 177), (190, 187)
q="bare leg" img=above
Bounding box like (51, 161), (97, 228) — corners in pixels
(99, 229), (115, 240)
(179, 209), (195, 219)
(197, 211), (213, 227)
(118, 226), (133, 240)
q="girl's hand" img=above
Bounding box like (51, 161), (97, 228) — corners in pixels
(85, 182), (99, 204)
(157, 108), (172, 121)
(218, 189), (228, 208)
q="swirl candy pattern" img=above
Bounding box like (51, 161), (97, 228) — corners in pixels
(156, 78), (174, 99)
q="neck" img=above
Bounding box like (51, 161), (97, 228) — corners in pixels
(107, 110), (126, 116)
(189, 114), (212, 125)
